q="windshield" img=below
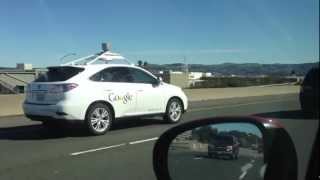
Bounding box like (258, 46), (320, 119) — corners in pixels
(214, 136), (234, 145)
(0, 0), (318, 180)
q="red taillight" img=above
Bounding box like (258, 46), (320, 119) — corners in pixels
(49, 83), (78, 93)
(62, 83), (78, 92)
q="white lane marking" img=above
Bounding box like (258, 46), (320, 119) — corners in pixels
(70, 143), (126, 156)
(260, 164), (267, 178)
(239, 161), (254, 180)
(258, 83), (293, 87)
(193, 157), (203, 160)
(190, 99), (295, 112)
(239, 171), (247, 180)
(129, 137), (158, 145)
(241, 163), (253, 172)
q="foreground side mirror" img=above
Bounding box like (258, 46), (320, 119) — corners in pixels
(153, 116), (297, 180)
(153, 77), (163, 87)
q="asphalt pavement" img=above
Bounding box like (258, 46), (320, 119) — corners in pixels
(0, 93), (318, 180)
(168, 148), (264, 180)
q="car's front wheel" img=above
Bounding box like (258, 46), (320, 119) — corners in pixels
(85, 103), (113, 135)
(164, 98), (183, 123)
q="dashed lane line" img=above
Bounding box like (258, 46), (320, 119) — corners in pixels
(129, 137), (159, 145)
(70, 143), (126, 156)
(239, 160), (254, 180)
(70, 137), (159, 156)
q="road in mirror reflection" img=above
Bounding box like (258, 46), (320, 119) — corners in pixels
(168, 123), (265, 180)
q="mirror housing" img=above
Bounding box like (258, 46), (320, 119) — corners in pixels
(153, 77), (163, 87)
(153, 116), (297, 180)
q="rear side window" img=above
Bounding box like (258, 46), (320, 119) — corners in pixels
(90, 67), (133, 82)
(35, 67), (84, 82)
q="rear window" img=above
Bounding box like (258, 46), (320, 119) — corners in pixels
(35, 67), (84, 82)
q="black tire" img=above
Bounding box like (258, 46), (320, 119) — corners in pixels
(164, 98), (183, 123)
(85, 103), (113, 135)
(229, 154), (234, 160)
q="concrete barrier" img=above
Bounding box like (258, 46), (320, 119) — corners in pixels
(184, 85), (300, 102)
(0, 85), (299, 117)
(0, 94), (25, 117)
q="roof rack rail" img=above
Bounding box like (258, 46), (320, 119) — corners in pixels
(61, 43), (132, 66)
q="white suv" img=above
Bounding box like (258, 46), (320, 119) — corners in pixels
(23, 52), (188, 135)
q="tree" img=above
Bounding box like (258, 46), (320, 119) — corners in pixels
(138, 60), (143, 67)
(192, 126), (218, 143)
(143, 61), (148, 67)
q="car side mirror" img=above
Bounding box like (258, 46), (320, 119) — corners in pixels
(153, 77), (163, 86)
(153, 116), (297, 180)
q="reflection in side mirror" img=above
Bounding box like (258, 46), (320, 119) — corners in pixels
(168, 123), (264, 180)
(153, 117), (298, 180)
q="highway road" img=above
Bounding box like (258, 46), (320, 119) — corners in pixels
(0, 93), (318, 180)
(168, 148), (264, 180)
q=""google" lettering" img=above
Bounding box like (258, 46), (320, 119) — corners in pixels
(108, 93), (133, 104)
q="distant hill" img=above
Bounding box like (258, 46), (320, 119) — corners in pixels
(147, 62), (319, 76)
(0, 67), (15, 70)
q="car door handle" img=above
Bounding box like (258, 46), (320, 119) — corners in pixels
(104, 89), (112, 92)
(137, 90), (144, 92)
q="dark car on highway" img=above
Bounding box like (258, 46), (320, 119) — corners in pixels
(299, 67), (319, 118)
(208, 135), (240, 160)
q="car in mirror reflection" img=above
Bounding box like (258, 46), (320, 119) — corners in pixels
(153, 116), (298, 180)
(207, 134), (240, 160)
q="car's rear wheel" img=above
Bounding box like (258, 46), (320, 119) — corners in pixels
(85, 103), (113, 135)
(164, 98), (183, 123)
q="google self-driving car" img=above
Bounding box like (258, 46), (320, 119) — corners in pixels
(23, 49), (188, 135)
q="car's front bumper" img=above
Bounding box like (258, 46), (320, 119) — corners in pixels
(208, 149), (234, 156)
(211, 151), (233, 155)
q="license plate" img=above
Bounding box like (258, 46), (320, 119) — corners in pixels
(36, 92), (45, 101)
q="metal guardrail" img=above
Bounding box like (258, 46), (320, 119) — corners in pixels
(3, 73), (29, 84)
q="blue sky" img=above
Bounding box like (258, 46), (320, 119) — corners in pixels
(0, 0), (318, 67)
